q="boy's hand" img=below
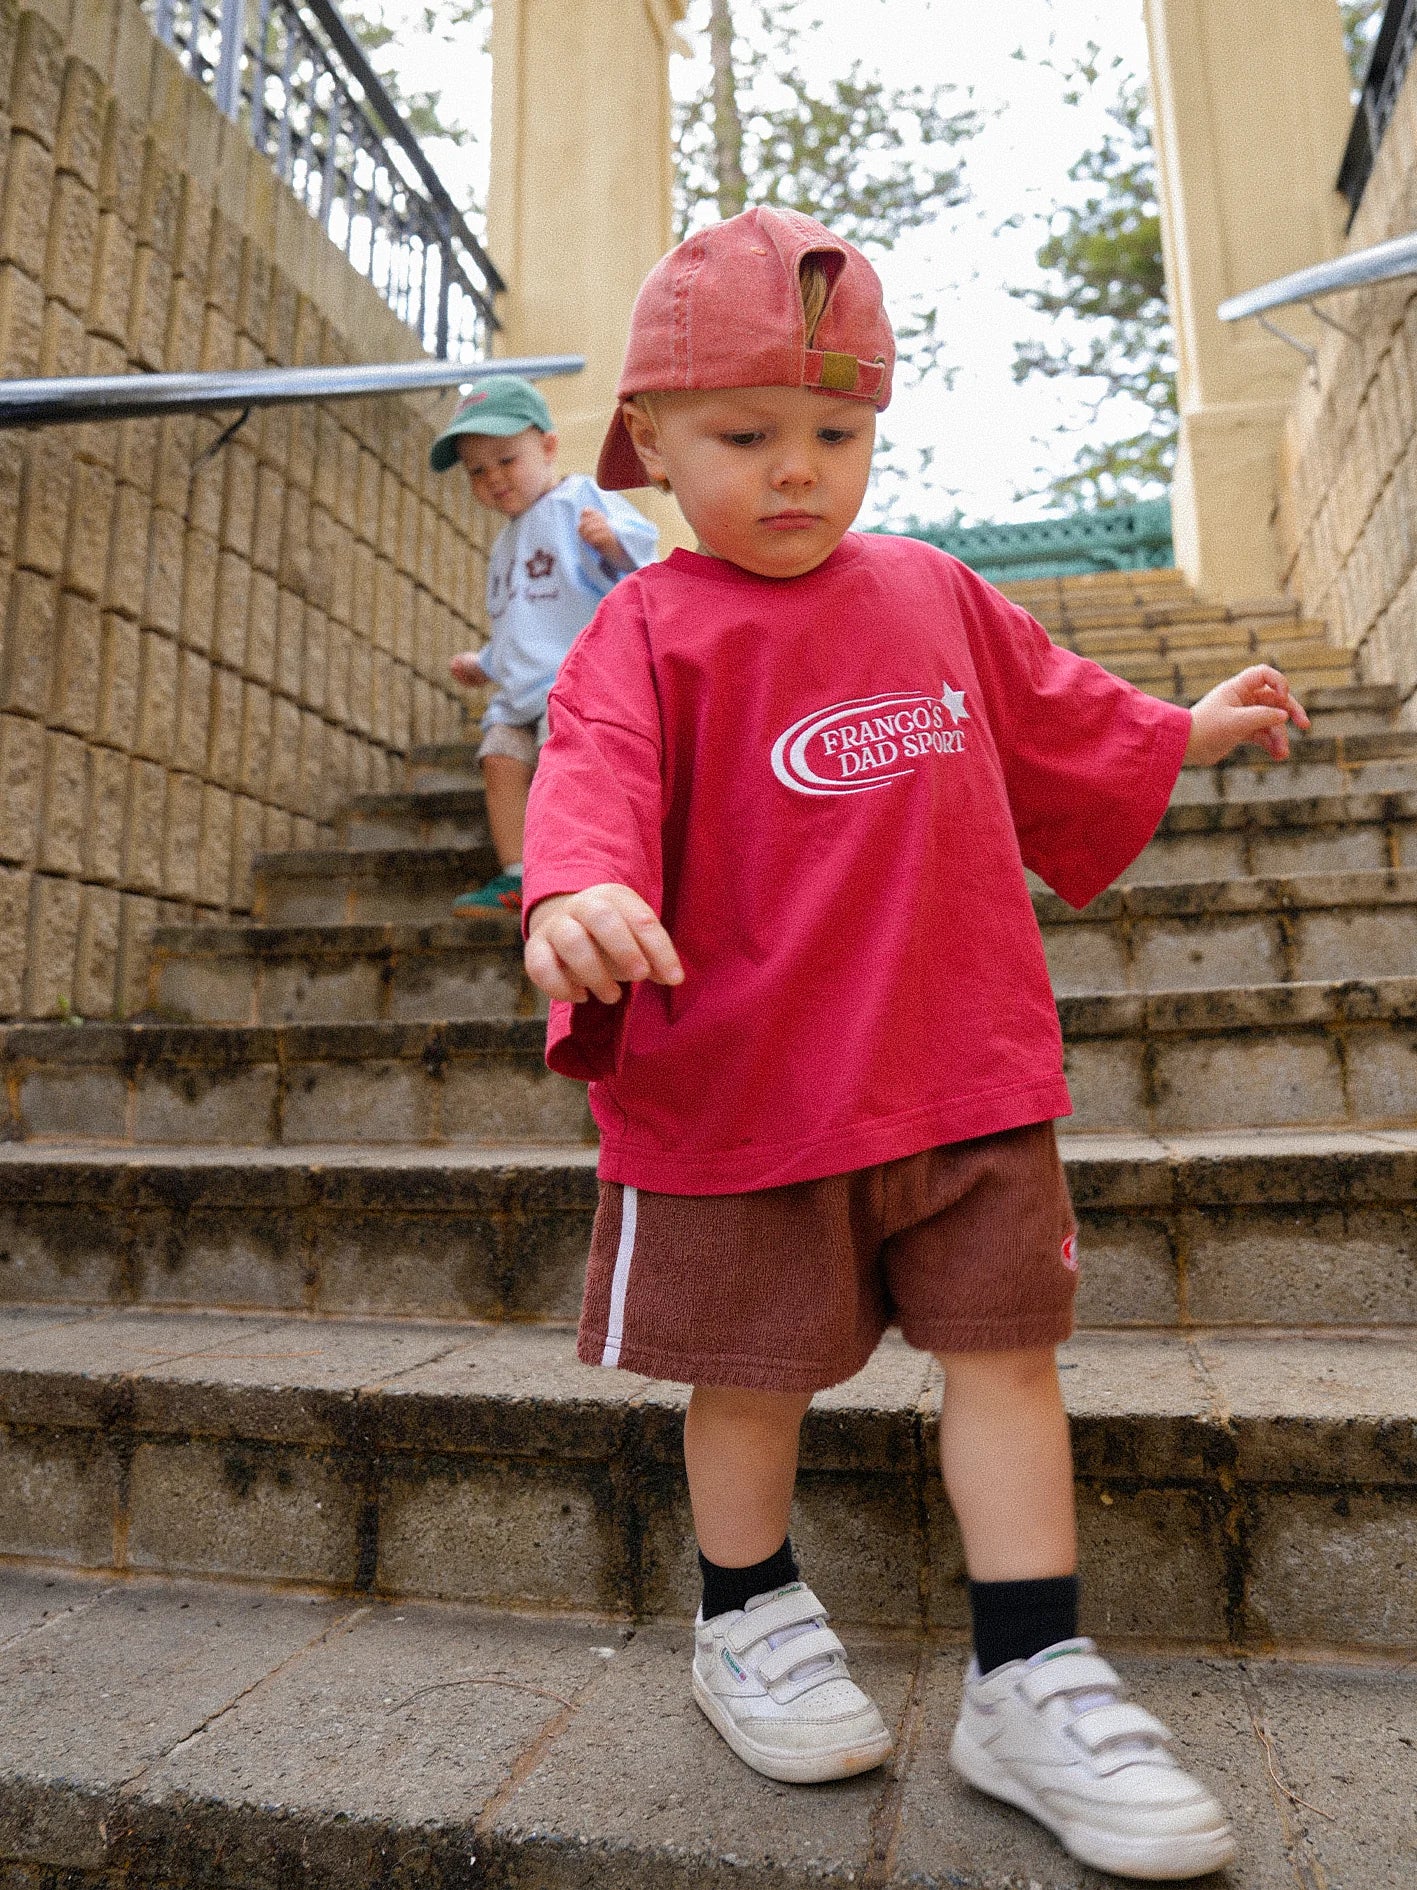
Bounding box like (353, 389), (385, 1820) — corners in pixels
(525, 883), (684, 1005)
(449, 650), (490, 688)
(1185, 664), (1311, 766)
(578, 508), (635, 573)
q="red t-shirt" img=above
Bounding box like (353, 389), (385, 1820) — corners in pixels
(523, 534), (1190, 1194)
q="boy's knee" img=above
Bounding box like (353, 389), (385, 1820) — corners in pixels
(934, 1346), (1060, 1397)
(688, 1383), (815, 1428)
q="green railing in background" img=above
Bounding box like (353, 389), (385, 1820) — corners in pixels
(890, 499), (1174, 584)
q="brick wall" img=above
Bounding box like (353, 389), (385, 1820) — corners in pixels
(1277, 53), (1417, 727)
(0, 0), (487, 1019)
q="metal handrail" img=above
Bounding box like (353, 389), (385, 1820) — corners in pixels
(0, 354), (585, 431)
(1217, 231), (1417, 324)
(300, 0), (502, 298)
(142, 0), (499, 358)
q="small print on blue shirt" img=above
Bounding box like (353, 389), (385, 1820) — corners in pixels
(479, 474), (658, 727)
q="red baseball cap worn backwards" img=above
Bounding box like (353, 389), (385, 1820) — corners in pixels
(597, 206), (897, 491)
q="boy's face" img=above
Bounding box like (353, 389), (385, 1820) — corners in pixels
(456, 426), (558, 518)
(624, 386), (875, 579)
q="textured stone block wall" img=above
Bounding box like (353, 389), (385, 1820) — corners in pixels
(0, 0), (486, 1019)
(1277, 51), (1417, 726)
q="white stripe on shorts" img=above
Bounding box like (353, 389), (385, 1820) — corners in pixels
(600, 1185), (638, 1368)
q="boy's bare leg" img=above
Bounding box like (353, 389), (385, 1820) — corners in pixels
(480, 753), (534, 869)
(939, 1345), (1235, 1876)
(683, 1382), (813, 1565)
(684, 1380), (894, 1783)
(935, 1346), (1076, 1578)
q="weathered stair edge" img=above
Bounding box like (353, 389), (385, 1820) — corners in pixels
(2, 1135), (1416, 1330)
(146, 868), (1417, 1023)
(1, 1311), (1413, 1652)
(2, 1568), (1404, 1890)
(5, 979), (1417, 1144)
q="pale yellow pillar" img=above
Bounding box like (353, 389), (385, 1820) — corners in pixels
(1145, 0), (1353, 600)
(487, 0), (691, 547)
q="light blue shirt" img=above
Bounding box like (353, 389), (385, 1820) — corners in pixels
(480, 474), (659, 726)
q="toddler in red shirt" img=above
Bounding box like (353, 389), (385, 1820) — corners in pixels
(521, 208), (1307, 1882)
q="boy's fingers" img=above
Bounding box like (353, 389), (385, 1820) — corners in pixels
(549, 927), (629, 1006)
(626, 910), (685, 984)
(574, 894), (655, 981)
(524, 933), (586, 1004)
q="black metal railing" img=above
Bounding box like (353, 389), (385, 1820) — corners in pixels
(1338, 0), (1417, 222)
(0, 354), (583, 430)
(143, 0), (500, 359)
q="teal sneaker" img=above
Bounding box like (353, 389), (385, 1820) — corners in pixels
(453, 871), (523, 914)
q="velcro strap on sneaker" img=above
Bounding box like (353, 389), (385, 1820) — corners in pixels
(1018, 1653), (1122, 1706)
(756, 1626), (845, 1687)
(724, 1585), (826, 1654)
(1069, 1703), (1172, 1752)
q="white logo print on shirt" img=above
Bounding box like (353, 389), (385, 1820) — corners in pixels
(771, 684), (969, 796)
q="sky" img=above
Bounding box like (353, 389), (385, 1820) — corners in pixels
(386, 0), (1158, 528)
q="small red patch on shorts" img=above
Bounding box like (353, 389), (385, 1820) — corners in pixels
(1061, 1233), (1078, 1272)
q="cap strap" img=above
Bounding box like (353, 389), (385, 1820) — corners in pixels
(802, 350), (887, 402)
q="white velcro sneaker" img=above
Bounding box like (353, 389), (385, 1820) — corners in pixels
(949, 1638), (1236, 1880)
(692, 1581), (894, 1784)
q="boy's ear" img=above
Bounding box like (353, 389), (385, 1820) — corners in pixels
(622, 404), (670, 488)
(539, 429), (559, 461)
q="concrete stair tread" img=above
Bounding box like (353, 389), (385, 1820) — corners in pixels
(153, 914), (522, 953)
(21, 973), (1417, 1045)
(1056, 864), (1417, 919)
(1, 1119), (1412, 1175)
(256, 843), (496, 878)
(5, 1567), (1411, 1890)
(4, 1303), (1416, 1497)
(1, 1307), (1413, 1643)
(3, 1127), (1415, 1337)
(4, 979), (1416, 1144)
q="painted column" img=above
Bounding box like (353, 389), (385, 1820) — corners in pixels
(488, 0), (690, 544)
(1145, 0), (1353, 599)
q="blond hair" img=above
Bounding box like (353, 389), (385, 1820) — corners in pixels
(799, 256), (831, 345)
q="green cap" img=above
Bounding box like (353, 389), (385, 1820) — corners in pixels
(429, 375), (554, 472)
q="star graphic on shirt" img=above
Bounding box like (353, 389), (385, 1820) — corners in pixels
(940, 682), (969, 725)
(525, 548), (556, 580)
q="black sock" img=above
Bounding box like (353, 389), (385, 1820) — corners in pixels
(699, 1538), (800, 1620)
(969, 1574), (1080, 1675)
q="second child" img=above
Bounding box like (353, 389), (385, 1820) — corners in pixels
(431, 374), (658, 912)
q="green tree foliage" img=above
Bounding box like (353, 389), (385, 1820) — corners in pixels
(1009, 54), (1174, 512)
(341, 0), (487, 158)
(1341, 1), (1386, 83)
(677, 0), (977, 256)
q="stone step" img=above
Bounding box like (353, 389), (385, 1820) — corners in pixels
(0, 1019), (592, 1148)
(148, 867), (1416, 1025)
(1284, 681), (1400, 737)
(9, 979), (1417, 1144)
(1042, 868), (1417, 994)
(406, 741), (488, 793)
(336, 786), (489, 851)
(2, 1129), (1415, 1330)
(1, 1304), (1413, 1649)
(1172, 727), (1417, 805)
(252, 842), (500, 924)
(147, 910), (534, 1024)
(1062, 975), (1417, 1134)
(401, 726), (1417, 810)
(1134, 785), (1417, 882)
(5, 1567), (1408, 1890)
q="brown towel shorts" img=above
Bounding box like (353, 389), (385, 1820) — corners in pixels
(578, 1120), (1078, 1392)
